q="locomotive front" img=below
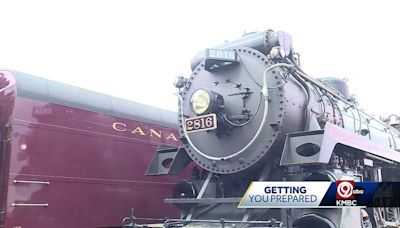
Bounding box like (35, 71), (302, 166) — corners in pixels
(139, 29), (400, 228)
(177, 31), (307, 174)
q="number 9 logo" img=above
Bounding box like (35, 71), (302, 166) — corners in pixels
(337, 181), (353, 198)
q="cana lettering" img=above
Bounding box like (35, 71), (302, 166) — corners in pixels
(112, 122), (178, 142)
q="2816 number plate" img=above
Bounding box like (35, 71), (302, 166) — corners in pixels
(185, 113), (217, 133)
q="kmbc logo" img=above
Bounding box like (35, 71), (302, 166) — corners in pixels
(336, 180), (364, 206)
(336, 180), (355, 200)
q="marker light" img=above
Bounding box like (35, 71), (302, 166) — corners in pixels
(174, 76), (186, 89)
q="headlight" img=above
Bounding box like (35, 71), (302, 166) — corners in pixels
(190, 89), (211, 115)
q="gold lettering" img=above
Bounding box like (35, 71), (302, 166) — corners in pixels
(166, 133), (178, 142)
(112, 122), (127, 132)
(149, 129), (162, 138)
(131, 127), (146, 136)
(113, 123), (179, 141)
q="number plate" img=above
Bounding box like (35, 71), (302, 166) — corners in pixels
(185, 113), (217, 133)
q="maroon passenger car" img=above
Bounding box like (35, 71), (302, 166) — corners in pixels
(0, 69), (187, 228)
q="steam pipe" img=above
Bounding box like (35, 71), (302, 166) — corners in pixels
(294, 69), (389, 127)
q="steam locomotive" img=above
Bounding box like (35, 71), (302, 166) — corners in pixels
(135, 30), (400, 228)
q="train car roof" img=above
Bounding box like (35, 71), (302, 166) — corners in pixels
(13, 71), (178, 128)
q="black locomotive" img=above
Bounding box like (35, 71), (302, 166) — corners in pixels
(130, 30), (400, 228)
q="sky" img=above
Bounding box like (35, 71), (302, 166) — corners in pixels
(1, 0), (399, 117)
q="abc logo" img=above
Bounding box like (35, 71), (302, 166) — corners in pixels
(336, 180), (364, 200)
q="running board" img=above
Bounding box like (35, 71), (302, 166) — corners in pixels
(280, 122), (400, 166)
